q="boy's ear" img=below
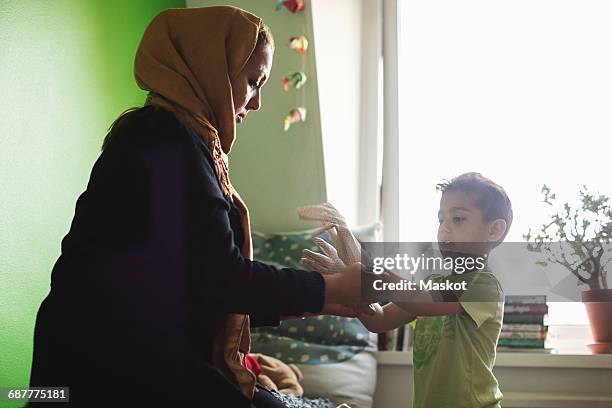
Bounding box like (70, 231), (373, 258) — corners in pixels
(488, 219), (507, 242)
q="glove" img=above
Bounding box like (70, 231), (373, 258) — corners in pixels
(300, 237), (346, 274)
(297, 203), (361, 265)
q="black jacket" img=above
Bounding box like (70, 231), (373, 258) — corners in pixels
(28, 106), (325, 407)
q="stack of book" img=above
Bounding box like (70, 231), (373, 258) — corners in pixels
(377, 324), (413, 351)
(498, 295), (551, 352)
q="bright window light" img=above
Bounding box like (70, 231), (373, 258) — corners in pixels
(397, 1), (612, 325)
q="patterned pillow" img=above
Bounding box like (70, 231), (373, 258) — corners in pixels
(251, 228), (380, 408)
(252, 229), (321, 270)
(251, 315), (371, 365)
(251, 229), (374, 365)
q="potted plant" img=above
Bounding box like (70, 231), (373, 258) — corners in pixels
(524, 185), (612, 352)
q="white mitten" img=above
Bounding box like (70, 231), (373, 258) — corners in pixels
(300, 237), (346, 274)
(297, 203), (361, 265)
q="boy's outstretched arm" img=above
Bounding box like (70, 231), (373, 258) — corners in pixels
(372, 265), (462, 316)
(359, 303), (416, 333)
(393, 289), (462, 316)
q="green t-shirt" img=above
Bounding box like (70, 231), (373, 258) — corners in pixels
(413, 270), (504, 408)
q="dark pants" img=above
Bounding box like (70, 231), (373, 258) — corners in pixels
(28, 296), (287, 407)
(252, 384), (288, 408)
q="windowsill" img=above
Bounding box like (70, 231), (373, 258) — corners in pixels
(375, 349), (612, 369)
(376, 324), (607, 368)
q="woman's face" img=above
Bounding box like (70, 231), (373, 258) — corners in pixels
(231, 44), (273, 124)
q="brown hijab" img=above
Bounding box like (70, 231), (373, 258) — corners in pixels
(134, 6), (266, 398)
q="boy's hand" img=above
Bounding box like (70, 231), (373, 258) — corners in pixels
(359, 303), (416, 333)
(358, 303), (386, 333)
(301, 237), (346, 274)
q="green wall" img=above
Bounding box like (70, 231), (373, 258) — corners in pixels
(0, 0), (184, 404)
(188, 0), (328, 233)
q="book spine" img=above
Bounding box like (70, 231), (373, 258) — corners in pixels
(378, 332), (387, 351)
(504, 295), (547, 304)
(499, 331), (547, 340)
(402, 325), (413, 350)
(504, 304), (548, 314)
(502, 324), (547, 332)
(396, 325), (405, 351)
(388, 328), (398, 351)
(497, 346), (553, 353)
(498, 338), (545, 348)
(503, 314), (545, 324)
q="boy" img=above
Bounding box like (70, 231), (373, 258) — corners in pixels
(301, 172), (512, 408)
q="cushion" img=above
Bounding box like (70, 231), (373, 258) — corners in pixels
(251, 227), (379, 408)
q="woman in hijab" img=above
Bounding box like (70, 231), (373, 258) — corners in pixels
(27, 6), (369, 408)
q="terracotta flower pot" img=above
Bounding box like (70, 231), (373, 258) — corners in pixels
(582, 289), (612, 344)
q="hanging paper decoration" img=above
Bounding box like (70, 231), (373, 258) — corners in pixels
(284, 107), (307, 131)
(275, 0), (305, 13)
(274, 3), (309, 132)
(282, 71), (307, 91)
(289, 36), (308, 55)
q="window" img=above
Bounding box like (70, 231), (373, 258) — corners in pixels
(396, 1), (612, 326)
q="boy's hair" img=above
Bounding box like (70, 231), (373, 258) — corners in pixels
(436, 172), (513, 244)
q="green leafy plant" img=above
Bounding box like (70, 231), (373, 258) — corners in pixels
(524, 185), (612, 290)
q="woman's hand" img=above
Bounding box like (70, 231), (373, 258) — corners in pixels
(300, 237), (346, 274)
(281, 260), (375, 321)
(298, 203), (362, 265)
(322, 262), (376, 317)
(322, 262), (361, 304)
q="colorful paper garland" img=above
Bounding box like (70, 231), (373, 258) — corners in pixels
(282, 71), (307, 91)
(275, 0), (305, 13)
(274, 0), (309, 131)
(289, 35), (308, 55)
(284, 107), (307, 131)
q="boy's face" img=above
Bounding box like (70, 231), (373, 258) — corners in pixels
(437, 191), (506, 246)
